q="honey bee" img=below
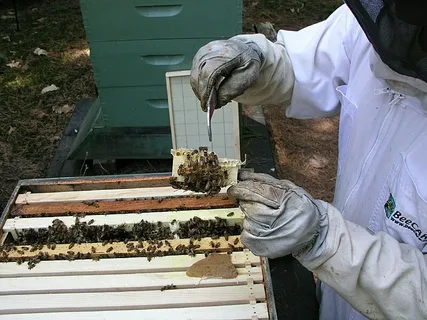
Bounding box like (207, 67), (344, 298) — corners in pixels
(106, 247), (113, 253)
(177, 164), (184, 175)
(213, 155), (219, 166)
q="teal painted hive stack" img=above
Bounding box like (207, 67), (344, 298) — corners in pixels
(69, 0), (242, 160)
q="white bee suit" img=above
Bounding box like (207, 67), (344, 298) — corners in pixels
(232, 4), (427, 320)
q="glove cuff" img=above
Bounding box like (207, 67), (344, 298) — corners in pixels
(292, 199), (330, 261)
(230, 35), (265, 65)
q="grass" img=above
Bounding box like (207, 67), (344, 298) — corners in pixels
(0, 0), (96, 210)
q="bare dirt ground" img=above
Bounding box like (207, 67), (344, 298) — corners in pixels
(0, 0), (95, 210)
(243, 0), (342, 202)
(0, 0), (342, 211)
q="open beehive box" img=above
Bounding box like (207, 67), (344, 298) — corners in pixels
(0, 173), (277, 319)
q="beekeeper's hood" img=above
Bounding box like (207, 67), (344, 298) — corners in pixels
(345, 0), (427, 84)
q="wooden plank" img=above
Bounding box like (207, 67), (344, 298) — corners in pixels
(232, 100), (241, 159)
(11, 194), (236, 216)
(2, 236), (244, 261)
(0, 251), (260, 278)
(166, 69), (178, 150)
(21, 175), (171, 193)
(15, 186), (228, 205)
(166, 70), (191, 78)
(0, 284), (266, 314)
(4, 208), (243, 232)
(0, 267), (262, 295)
(0, 303), (269, 319)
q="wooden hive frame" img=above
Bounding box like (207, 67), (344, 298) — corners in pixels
(0, 173), (277, 320)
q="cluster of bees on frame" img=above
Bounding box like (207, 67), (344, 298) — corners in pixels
(169, 146), (228, 195)
(0, 214), (242, 269)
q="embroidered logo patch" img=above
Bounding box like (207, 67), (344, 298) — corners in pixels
(384, 193), (427, 243)
(384, 193), (396, 218)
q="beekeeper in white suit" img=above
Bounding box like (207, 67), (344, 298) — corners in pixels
(190, 0), (427, 319)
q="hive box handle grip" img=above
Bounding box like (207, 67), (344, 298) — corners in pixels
(135, 5), (183, 18)
(147, 99), (169, 109)
(141, 55), (185, 66)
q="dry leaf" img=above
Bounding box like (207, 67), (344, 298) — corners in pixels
(41, 84), (59, 94)
(8, 126), (15, 135)
(53, 104), (74, 114)
(31, 109), (46, 118)
(33, 48), (47, 56)
(309, 154), (329, 169)
(6, 61), (20, 68)
(2, 35), (10, 42)
(37, 17), (46, 23)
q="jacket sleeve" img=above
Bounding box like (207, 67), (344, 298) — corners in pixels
(232, 4), (356, 119)
(297, 201), (427, 320)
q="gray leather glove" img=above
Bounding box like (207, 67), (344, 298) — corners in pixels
(227, 171), (328, 259)
(190, 36), (264, 111)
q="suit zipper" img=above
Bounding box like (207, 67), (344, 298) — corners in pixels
(341, 88), (405, 216)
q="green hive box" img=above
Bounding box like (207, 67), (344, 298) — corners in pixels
(69, 0), (242, 160)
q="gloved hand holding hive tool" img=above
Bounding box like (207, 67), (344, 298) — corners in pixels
(190, 1), (427, 319)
